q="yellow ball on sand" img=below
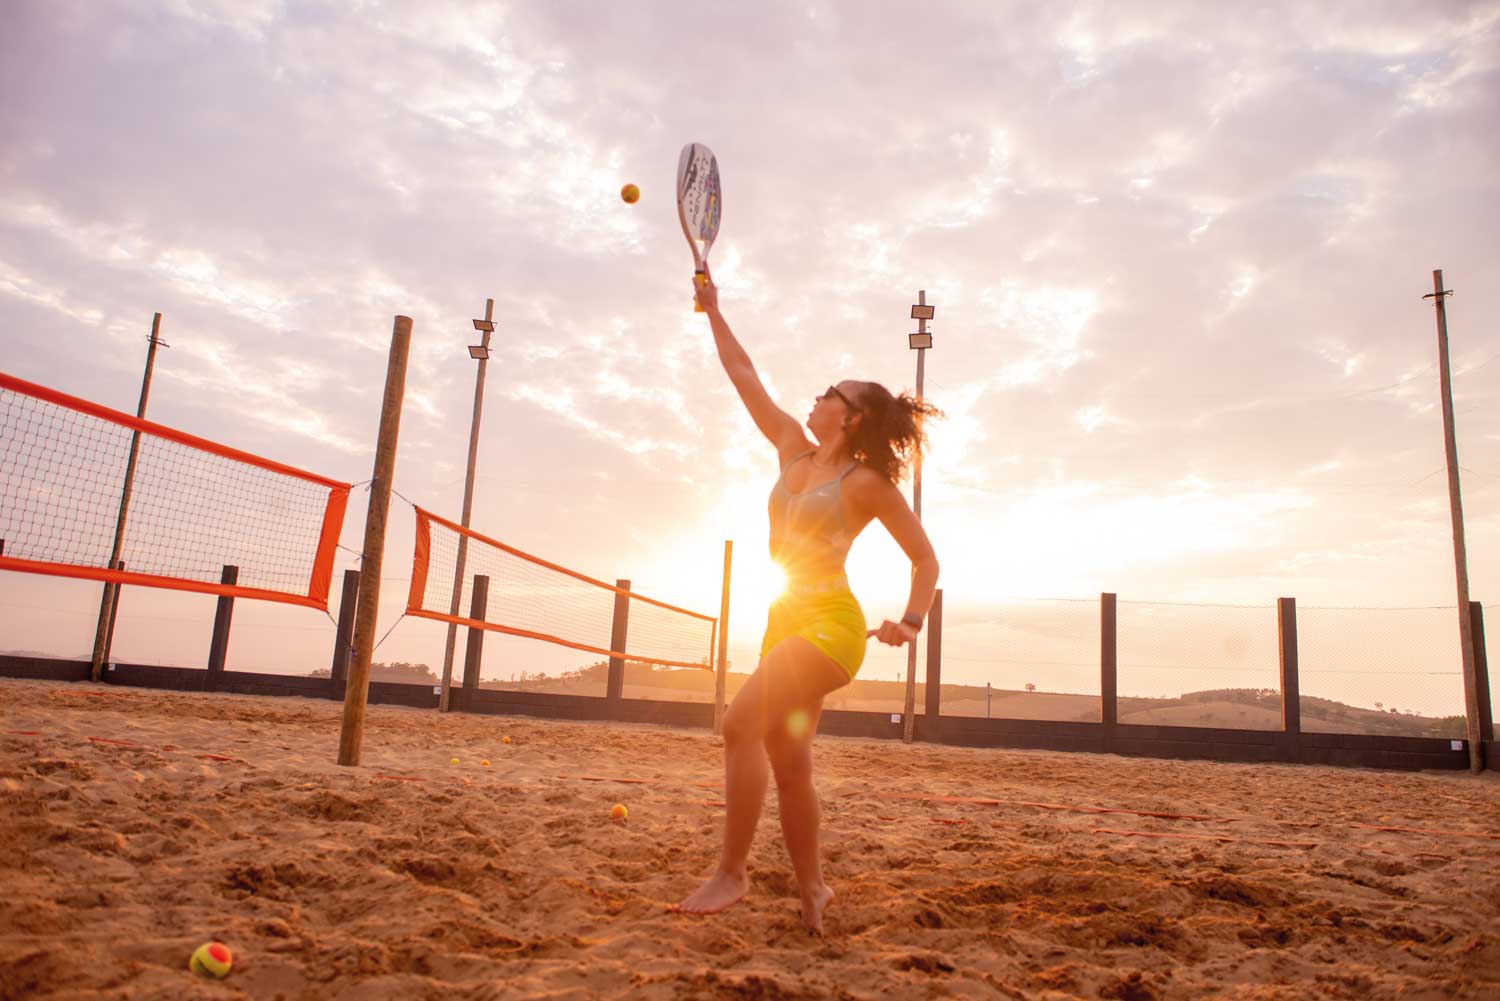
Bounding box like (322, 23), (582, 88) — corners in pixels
(611, 803), (628, 821)
(620, 183), (640, 204)
(450, 757), (459, 765)
(189, 941), (233, 978)
(501, 736), (512, 745)
(480, 759), (490, 767)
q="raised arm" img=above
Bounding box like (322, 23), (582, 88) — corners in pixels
(696, 270), (809, 453)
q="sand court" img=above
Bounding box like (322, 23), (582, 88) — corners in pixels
(1, 676), (1497, 999)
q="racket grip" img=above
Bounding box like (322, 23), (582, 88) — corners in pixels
(693, 271), (706, 313)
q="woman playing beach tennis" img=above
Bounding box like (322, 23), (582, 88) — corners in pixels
(677, 267), (940, 934)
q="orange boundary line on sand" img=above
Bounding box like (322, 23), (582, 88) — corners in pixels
(1347, 823), (1500, 841)
(876, 792), (1498, 842)
(880, 793), (1244, 824)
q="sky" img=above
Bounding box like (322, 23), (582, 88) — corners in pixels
(2, 0), (1497, 719)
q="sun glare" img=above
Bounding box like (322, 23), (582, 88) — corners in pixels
(739, 559), (787, 613)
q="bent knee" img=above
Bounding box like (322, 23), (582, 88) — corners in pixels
(720, 707), (762, 747)
(765, 734), (813, 783)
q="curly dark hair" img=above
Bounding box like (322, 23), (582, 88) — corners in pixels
(847, 381), (943, 483)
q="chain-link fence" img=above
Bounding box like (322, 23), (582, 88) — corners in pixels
(1297, 605), (1470, 738)
(1115, 600), (1282, 730)
(922, 598), (1100, 721)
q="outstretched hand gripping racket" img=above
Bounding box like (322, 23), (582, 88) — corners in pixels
(676, 142), (722, 312)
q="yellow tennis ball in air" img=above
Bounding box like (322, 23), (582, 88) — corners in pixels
(611, 803), (628, 821)
(189, 941), (233, 978)
(621, 183), (640, 204)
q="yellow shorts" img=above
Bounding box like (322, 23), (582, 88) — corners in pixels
(759, 581), (867, 681)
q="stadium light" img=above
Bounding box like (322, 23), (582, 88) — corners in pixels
(909, 300), (934, 350)
(438, 300), (497, 712)
(898, 290), (934, 744)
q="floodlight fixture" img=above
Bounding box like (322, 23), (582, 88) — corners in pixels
(467, 345), (490, 360)
(908, 332), (933, 350)
(910, 304), (936, 321)
(473, 318), (496, 332)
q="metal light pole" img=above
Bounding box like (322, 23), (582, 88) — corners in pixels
(1423, 270), (1482, 773)
(437, 299), (495, 711)
(901, 291), (934, 743)
(90, 313), (168, 682)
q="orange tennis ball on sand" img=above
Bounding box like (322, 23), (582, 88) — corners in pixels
(189, 941), (232, 978)
(611, 803), (628, 821)
(621, 183), (640, 204)
(480, 759), (490, 767)
(501, 736), (512, 745)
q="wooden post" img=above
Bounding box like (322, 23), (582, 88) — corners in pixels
(1101, 593), (1117, 732)
(460, 574), (489, 711)
(1425, 270), (1481, 772)
(439, 298), (496, 712)
(1472, 602), (1492, 751)
(713, 541), (732, 734)
(338, 315), (412, 767)
(923, 588), (943, 729)
(330, 569), (360, 689)
(101, 559), (125, 671)
(205, 565), (238, 688)
(1278, 597), (1300, 760)
(606, 580), (631, 707)
(91, 312), (166, 682)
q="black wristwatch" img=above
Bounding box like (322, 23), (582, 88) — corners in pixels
(900, 612), (923, 630)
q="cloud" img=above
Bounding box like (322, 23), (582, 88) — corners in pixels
(1, 0), (1496, 686)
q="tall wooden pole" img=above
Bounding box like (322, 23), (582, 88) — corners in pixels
(713, 540), (733, 734)
(439, 298), (495, 711)
(902, 290), (930, 743)
(1425, 270), (1481, 773)
(338, 315), (412, 766)
(91, 313), (166, 681)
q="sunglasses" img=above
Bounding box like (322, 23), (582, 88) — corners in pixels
(821, 385), (861, 413)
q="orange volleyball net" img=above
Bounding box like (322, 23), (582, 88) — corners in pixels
(0, 371), (350, 610)
(406, 506), (717, 669)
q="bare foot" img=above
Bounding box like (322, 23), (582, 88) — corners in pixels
(801, 883), (834, 934)
(675, 869), (749, 914)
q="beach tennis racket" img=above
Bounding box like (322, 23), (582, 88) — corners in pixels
(676, 142), (722, 312)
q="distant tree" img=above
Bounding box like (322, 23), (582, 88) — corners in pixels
(1025, 682), (1036, 692)
(1375, 702), (1383, 710)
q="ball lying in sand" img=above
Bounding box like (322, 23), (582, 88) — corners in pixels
(189, 942), (232, 978)
(450, 757), (460, 765)
(501, 736), (512, 745)
(480, 759), (490, 767)
(611, 803), (628, 821)
(621, 183), (640, 204)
